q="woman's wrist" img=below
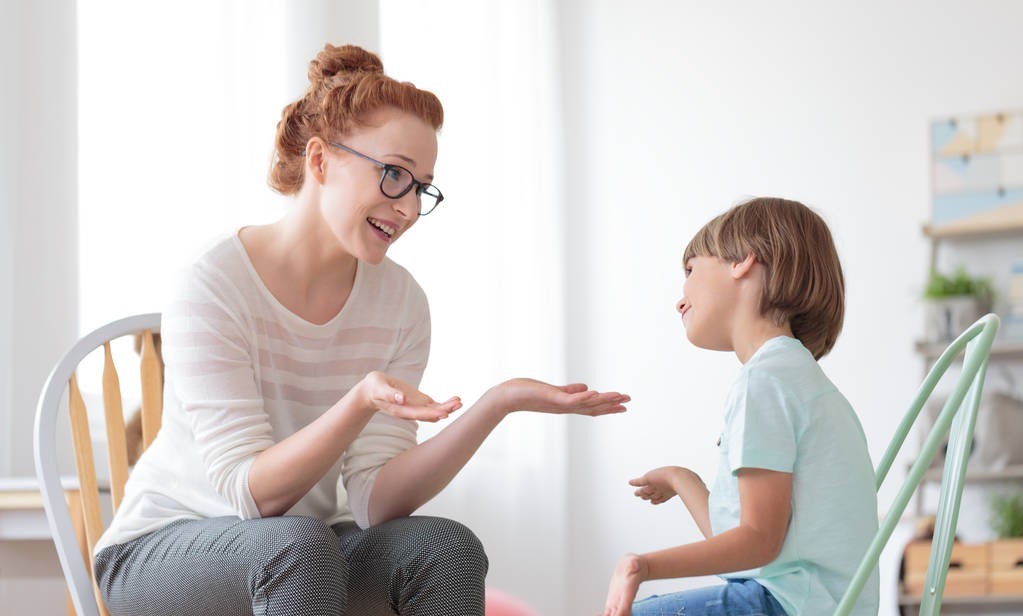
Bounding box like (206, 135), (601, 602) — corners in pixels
(349, 373), (387, 418)
(479, 382), (516, 419)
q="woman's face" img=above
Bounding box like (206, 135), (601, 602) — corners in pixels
(317, 107), (439, 264)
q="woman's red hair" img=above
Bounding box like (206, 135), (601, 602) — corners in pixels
(268, 44), (444, 195)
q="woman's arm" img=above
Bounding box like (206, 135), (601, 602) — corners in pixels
(630, 466), (711, 538)
(249, 372), (461, 517)
(602, 468), (792, 616)
(366, 379), (629, 526)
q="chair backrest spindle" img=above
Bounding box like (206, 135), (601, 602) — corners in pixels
(67, 373), (112, 616)
(139, 330), (163, 450)
(102, 342), (130, 510)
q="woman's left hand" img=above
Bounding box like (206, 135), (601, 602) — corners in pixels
(485, 378), (629, 417)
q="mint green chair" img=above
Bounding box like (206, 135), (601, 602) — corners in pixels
(835, 313), (1000, 615)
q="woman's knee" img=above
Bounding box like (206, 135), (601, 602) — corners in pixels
(406, 516), (489, 573)
(258, 516), (343, 564)
(251, 517), (347, 610)
(253, 517), (346, 584)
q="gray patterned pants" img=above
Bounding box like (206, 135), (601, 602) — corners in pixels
(94, 515), (488, 616)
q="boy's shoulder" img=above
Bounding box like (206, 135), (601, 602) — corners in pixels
(742, 337), (842, 404)
(745, 337), (820, 381)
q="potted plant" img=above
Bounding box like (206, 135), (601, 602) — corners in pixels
(923, 267), (994, 342)
(989, 492), (1023, 594)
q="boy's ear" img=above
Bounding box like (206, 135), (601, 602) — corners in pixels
(731, 253), (757, 280)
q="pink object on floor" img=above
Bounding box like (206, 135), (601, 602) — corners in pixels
(485, 587), (540, 616)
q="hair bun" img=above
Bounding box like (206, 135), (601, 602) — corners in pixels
(308, 44), (383, 86)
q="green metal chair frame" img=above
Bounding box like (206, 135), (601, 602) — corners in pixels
(835, 313), (1000, 615)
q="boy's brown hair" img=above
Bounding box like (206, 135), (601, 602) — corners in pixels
(683, 197), (845, 359)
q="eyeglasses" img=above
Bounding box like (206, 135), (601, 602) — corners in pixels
(327, 141), (444, 216)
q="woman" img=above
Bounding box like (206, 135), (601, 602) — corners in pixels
(93, 44), (628, 615)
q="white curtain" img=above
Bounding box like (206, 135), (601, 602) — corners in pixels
(382, 2), (569, 613)
(77, 1), (382, 334)
(1, 0), (78, 478)
(77, 0), (291, 333)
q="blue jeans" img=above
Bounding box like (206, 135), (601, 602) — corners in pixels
(632, 578), (787, 616)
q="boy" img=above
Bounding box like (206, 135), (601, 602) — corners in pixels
(602, 197), (878, 616)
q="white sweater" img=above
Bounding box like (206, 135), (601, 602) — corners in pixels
(96, 235), (428, 554)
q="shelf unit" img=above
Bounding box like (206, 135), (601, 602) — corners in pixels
(914, 339), (1023, 362)
(898, 593), (1023, 615)
(904, 215), (1023, 613)
(922, 465), (1023, 484)
(904, 215), (1023, 609)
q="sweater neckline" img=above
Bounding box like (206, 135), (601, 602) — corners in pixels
(230, 233), (365, 333)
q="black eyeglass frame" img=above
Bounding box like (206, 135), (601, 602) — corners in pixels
(326, 141), (444, 216)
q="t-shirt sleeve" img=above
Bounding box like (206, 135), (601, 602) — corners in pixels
(161, 265), (271, 520)
(725, 369), (801, 475)
(340, 275), (428, 528)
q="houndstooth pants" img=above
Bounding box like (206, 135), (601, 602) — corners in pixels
(94, 515), (488, 616)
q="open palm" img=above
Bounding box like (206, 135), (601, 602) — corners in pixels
(490, 378), (629, 416)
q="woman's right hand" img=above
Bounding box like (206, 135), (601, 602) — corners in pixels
(357, 371), (461, 422)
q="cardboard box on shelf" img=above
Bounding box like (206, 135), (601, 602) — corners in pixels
(990, 538), (1023, 595)
(903, 541), (989, 597)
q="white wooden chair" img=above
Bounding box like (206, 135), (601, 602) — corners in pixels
(34, 314), (162, 616)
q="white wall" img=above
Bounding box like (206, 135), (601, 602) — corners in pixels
(557, 1), (1023, 614)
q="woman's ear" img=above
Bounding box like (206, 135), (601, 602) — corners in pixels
(731, 253), (758, 280)
(305, 138), (329, 185)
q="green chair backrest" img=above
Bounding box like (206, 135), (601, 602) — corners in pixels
(835, 313), (1000, 616)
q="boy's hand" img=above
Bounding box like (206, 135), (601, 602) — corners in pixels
(485, 378), (629, 417)
(601, 553), (647, 616)
(357, 371), (461, 422)
(630, 466), (705, 505)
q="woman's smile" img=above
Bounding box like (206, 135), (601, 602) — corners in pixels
(367, 216), (399, 242)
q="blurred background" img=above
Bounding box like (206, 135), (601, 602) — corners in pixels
(3, 1), (1023, 614)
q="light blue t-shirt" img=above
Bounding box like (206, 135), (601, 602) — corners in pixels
(708, 336), (879, 616)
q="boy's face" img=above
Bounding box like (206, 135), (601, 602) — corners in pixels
(676, 255), (740, 352)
